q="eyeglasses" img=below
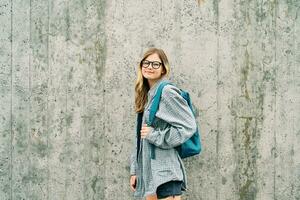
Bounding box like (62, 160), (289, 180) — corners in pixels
(141, 60), (162, 69)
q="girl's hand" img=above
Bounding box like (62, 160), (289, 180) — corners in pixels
(140, 124), (152, 139)
(130, 175), (137, 192)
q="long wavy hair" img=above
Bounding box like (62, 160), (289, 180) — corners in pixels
(135, 48), (171, 113)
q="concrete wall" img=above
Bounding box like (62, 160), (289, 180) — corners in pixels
(0, 0), (299, 199)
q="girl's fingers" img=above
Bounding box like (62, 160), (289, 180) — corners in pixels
(130, 184), (136, 192)
(140, 131), (146, 138)
(141, 126), (149, 131)
(130, 176), (137, 192)
(140, 128), (147, 133)
(140, 126), (151, 138)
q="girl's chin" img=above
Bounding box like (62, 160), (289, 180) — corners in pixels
(144, 74), (154, 78)
(144, 75), (157, 80)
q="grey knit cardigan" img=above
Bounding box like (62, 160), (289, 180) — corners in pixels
(130, 77), (197, 198)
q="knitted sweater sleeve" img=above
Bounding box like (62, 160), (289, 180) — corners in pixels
(129, 135), (138, 175)
(145, 85), (197, 149)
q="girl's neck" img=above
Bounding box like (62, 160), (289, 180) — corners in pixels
(148, 76), (166, 89)
(148, 79), (157, 89)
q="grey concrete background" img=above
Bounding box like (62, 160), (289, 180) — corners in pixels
(0, 0), (299, 199)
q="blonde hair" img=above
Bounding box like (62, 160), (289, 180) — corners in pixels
(134, 48), (170, 113)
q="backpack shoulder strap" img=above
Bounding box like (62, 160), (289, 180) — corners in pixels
(180, 90), (191, 107)
(148, 80), (173, 126)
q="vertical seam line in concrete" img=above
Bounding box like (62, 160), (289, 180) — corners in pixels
(63, 1), (70, 198)
(215, 1), (220, 200)
(103, 2), (107, 198)
(28, 0), (32, 198)
(103, 59), (106, 200)
(10, 0), (13, 199)
(273, 0), (278, 199)
(82, 1), (88, 198)
(46, 0), (50, 199)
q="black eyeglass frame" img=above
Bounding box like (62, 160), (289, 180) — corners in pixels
(141, 59), (163, 69)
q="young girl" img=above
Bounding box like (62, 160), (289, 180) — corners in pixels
(130, 48), (197, 200)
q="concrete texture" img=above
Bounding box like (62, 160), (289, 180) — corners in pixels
(0, 0), (299, 199)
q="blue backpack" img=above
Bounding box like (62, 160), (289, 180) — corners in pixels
(137, 80), (202, 160)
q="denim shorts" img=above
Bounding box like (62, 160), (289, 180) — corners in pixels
(156, 180), (183, 199)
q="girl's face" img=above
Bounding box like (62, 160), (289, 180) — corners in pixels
(141, 53), (165, 81)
